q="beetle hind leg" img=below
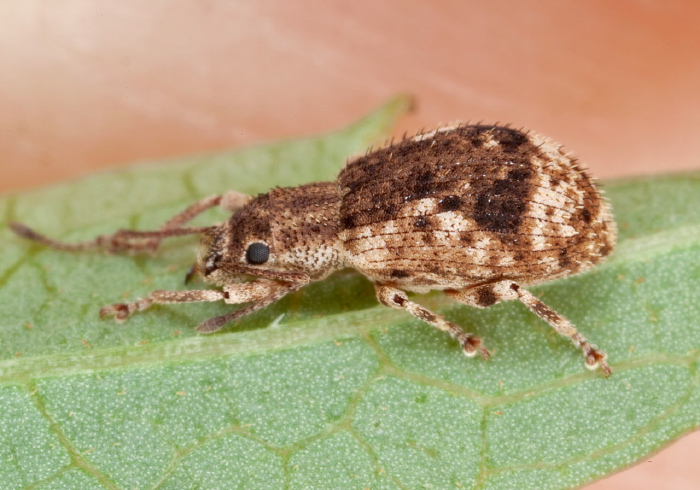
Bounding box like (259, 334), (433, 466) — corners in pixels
(375, 284), (490, 359)
(446, 281), (611, 376)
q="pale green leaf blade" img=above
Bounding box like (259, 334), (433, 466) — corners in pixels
(1, 100), (699, 489)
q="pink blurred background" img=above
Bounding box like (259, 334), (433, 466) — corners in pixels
(1, 2), (699, 487)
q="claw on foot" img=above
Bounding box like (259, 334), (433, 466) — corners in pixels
(99, 303), (131, 322)
(585, 349), (612, 377)
(459, 334), (490, 360)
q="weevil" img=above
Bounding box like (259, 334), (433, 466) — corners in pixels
(10, 124), (616, 375)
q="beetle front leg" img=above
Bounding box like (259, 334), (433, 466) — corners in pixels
(375, 284), (490, 359)
(100, 279), (298, 333)
(100, 289), (229, 320)
(195, 280), (301, 333)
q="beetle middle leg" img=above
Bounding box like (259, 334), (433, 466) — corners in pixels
(9, 190), (251, 254)
(375, 284), (490, 359)
(100, 279), (299, 333)
(446, 281), (611, 376)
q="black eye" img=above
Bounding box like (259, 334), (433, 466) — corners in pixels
(246, 242), (270, 264)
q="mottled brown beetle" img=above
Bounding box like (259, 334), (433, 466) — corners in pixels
(10, 124), (616, 375)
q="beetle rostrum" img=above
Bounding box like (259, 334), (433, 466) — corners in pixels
(9, 124), (617, 376)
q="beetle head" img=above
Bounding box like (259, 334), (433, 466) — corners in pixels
(195, 183), (343, 285)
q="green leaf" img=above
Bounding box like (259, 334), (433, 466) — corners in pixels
(1, 98), (699, 489)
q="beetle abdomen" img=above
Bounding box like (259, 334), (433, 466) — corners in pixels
(337, 125), (616, 289)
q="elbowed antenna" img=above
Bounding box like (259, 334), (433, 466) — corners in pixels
(9, 221), (98, 252)
(9, 221), (211, 254)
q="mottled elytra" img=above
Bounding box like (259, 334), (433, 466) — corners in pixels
(9, 124), (617, 375)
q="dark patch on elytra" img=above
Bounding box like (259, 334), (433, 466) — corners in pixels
(469, 126), (492, 146)
(558, 248), (572, 269)
(340, 215), (355, 230)
(473, 167), (533, 234)
(438, 195), (462, 212)
(470, 135), (484, 148)
(417, 170), (434, 184)
(414, 217), (430, 228)
(508, 168), (531, 182)
(405, 170), (437, 201)
(581, 208), (592, 224)
(474, 194), (526, 234)
(459, 232), (474, 245)
(495, 128), (528, 153)
(428, 265), (442, 275)
(500, 234), (521, 247)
